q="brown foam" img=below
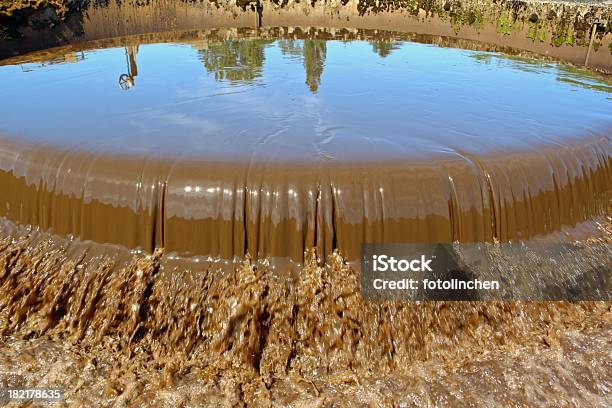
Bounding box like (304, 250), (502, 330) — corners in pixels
(0, 217), (610, 405)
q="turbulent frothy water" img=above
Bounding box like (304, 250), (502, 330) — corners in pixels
(0, 218), (610, 406)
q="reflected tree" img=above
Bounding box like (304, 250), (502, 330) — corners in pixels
(198, 37), (328, 93)
(277, 39), (303, 60)
(303, 40), (326, 93)
(279, 39), (327, 94)
(198, 39), (273, 83)
(370, 40), (399, 58)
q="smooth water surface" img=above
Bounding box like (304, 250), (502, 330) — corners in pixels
(1, 28), (610, 163)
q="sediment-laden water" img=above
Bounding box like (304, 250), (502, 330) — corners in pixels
(0, 217), (610, 406)
(0, 28), (610, 261)
(0, 27), (611, 406)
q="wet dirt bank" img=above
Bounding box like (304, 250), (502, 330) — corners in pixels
(1, 0), (611, 72)
(0, 217), (610, 406)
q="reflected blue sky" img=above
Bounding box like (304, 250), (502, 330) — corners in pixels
(0, 34), (610, 163)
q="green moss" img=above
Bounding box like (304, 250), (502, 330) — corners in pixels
(551, 18), (575, 47)
(356, 0), (444, 18)
(565, 25), (574, 46)
(450, 7), (484, 34)
(538, 23), (546, 42)
(496, 11), (513, 35)
(527, 21), (536, 40)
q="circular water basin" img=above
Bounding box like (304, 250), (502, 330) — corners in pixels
(0, 28), (610, 260)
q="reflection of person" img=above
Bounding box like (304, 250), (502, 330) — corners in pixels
(119, 45), (139, 90)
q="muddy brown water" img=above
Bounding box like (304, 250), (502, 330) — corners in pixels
(0, 27), (611, 406)
(0, 217), (610, 406)
(0, 28), (611, 262)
